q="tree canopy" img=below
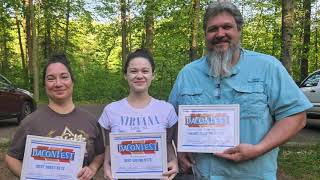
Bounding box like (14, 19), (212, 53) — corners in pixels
(0, 0), (319, 102)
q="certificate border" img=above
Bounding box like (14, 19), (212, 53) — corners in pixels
(110, 132), (167, 179)
(21, 135), (86, 180)
(177, 104), (240, 153)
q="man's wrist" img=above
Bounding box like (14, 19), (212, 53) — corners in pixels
(254, 143), (267, 157)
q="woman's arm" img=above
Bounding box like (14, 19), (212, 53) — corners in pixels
(77, 125), (106, 180)
(103, 145), (113, 180)
(167, 123), (178, 161)
(89, 153), (104, 174)
(163, 123), (178, 180)
(77, 153), (104, 180)
(102, 129), (113, 180)
(5, 154), (22, 177)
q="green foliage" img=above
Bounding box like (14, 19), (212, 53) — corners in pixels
(1, 0), (320, 102)
(0, 140), (9, 150)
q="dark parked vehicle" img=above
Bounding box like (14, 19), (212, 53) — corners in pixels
(0, 74), (36, 123)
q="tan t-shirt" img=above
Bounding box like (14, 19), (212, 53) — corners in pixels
(7, 106), (104, 166)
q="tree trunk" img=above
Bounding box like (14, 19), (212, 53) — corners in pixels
(145, 0), (155, 54)
(300, 0), (311, 81)
(0, 30), (9, 74)
(0, 1), (9, 74)
(25, 0), (33, 87)
(315, 27), (318, 70)
(14, 8), (29, 86)
(64, 0), (71, 52)
(272, 6), (278, 57)
(158, 62), (166, 98)
(280, 0), (294, 74)
(30, 0), (39, 101)
(54, 23), (59, 51)
(120, 0), (128, 69)
(14, 10), (26, 71)
(43, 0), (52, 58)
(127, 1), (132, 53)
(190, 0), (200, 61)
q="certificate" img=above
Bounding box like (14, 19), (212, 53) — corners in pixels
(21, 135), (86, 180)
(110, 132), (167, 179)
(177, 105), (239, 153)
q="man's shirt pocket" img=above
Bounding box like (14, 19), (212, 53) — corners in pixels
(179, 88), (206, 105)
(232, 82), (267, 121)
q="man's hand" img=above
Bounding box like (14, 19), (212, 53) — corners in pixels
(215, 113), (307, 163)
(214, 144), (262, 162)
(163, 159), (178, 180)
(77, 166), (96, 180)
(177, 152), (195, 174)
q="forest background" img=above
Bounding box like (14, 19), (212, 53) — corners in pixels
(0, 0), (319, 103)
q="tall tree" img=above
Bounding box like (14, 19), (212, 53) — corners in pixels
(13, 1), (29, 85)
(272, 5), (279, 57)
(0, 1), (10, 74)
(43, 0), (52, 58)
(120, 0), (128, 68)
(189, 0), (200, 61)
(281, 0), (294, 74)
(24, 0), (33, 84)
(315, 1), (319, 70)
(144, 0), (155, 54)
(14, 5), (26, 71)
(300, 0), (311, 81)
(315, 26), (319, 70)
(29, 0), (39, 100)
(64, 0), (71, 52)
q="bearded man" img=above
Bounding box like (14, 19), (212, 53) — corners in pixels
(169, 1), (312, 180)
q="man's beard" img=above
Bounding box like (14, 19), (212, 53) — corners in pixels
(207, 43), (240, 78)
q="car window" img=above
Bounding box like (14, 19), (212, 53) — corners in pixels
(0, 81), (9, 90)
(0, 75), (11, 90)
(301, 72), (320, 87)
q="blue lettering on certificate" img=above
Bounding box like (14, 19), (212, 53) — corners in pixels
(118, 143), (158, 152)
(31, 149), (75, 161)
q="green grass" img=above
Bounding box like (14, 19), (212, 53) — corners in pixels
(278, 144), (320, 180)
(0, 141), (9, 152)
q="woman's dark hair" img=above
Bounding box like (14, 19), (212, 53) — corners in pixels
(123, 49), (155, 74)
(42, 54), (74, 85)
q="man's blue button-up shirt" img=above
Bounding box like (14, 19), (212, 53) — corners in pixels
(169, 49), (312, 180)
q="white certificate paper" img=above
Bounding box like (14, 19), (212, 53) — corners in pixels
(178, 105), (239, 153)
(21, 135), (86, 180)
(110, 132), (167, 179)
